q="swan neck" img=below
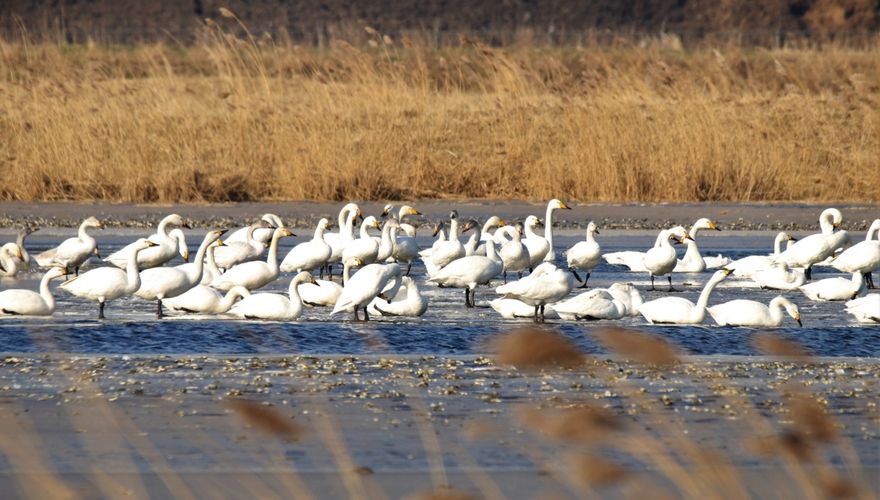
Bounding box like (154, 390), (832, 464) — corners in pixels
(773, 233), (785, 255)
(449, 219), (459, 240)
(486, 241), (499, 260)
(0, 255), (17, 276)
(267, 232), (282, 271)
(768, 297), (786, 324)
(819, 213), (834, 235)
(186, 237), (212, 283)
(39, 271), (55, 310)
(867, 221), (880, 241)
(544, 205), (555, 244)
(359, 221), (372, 240)
(585, 230), (596, 243)
(314, 226), (325, 240)
(694, 274), (724, 319)
(206, 247), (220, 276)
(683, 239), (701, 260)
(124, 248), (143, 293)
(343, 212), (357, 242)
(343, 261), (353, 285)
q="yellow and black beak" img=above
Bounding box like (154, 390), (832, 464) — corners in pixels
(560, 201), (572, 209)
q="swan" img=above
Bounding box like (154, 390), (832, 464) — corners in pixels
(325, 203), (361, 268)
(176, 241), (224, 286)
(210, 227), (294, 291)
(0, 244), (22, 278)
(522, 215), (550, 267)
(8, 227), (37, 268)
(499, 224), (531, 282)
(752, 262), (807, 290)
(540, 199), (572, 262)
(639, 268), (731, 324)
(331, 264), (403, 321)
(391, 223), (420, 275)
(299, 257), (362, 307)
(775, 208), (850, 279)
(0, 267), (66, 316)
(375, 220), (400, 263)
(164, 285), (251, 315)
(105, 214), (189, 269)
(35, 216), (104, 275)
(799, 272), (866, 301)
(728, 232), (796, 278)
(565, 222), (601, 287)
(673, 218), (721, 273)
(428, 240), (503, 307)
(553, 282), (644, 320)
(281, 218), (333, 273)
(381, 204), (421, 237)
(227, 272), (317, 321)
(136, 230), (226, 318)
(367, 276), (428, 317)
(489, 298), (557, 319)
(425, 211), (465, 273)
(225, 213), (282, 245)
(830, 219), (880, 288)
(213, 220), (272, 269)
(59, 239), (157, 319)
(644, 227), (690, 291)
(419, 221), (447, 259)
(708, 296), (802, 327)
(845, 294), (880, 323)
(341, 216), (383, 265)
(471, 216), (506, 255)
(495, 262), (574, 322)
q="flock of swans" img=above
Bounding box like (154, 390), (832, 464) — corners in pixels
(0, 202), (878, 327)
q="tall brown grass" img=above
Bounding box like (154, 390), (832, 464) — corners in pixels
(0, 18), (877, 203)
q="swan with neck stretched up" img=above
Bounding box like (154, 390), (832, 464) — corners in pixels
(425, 211), (466, 274)
(522, 215), (550, 268)
(429, 240), (503, 308)
(367, 276), (428, 317)
(499, 224), (531, 281)
(419, 221), (447, 259)
(752, 261), (806, 290)
(554, 282), (644, 320)
(830, 219), (880, 288)
(213, 220), (272, 269)
(299, 257), (362, 307)
(0, 244), (23, 278)
(471, 216), (506, 255)
(228, 272), (317, 321)
(799, 271), (866, 301)
(639, 268), (731, 324)
(332, 263), (403, 321)
(565, 222), (601, 287)
(35, 216), (104, 275)
(324, 203), (362, 267)
(775, 208), (850, 279)
(225, 213), (282, 245)
(728, 232), (797, 278)
(673, 218), (721, 273)
(164, 285), (251, 315)
(845, 294), (880, 323)
(341, 216), (384, 265)
(281, 218), (333, 273)
(105, 214), (189, 269)
(708, 296), (801, 327)
(539, 199), (571, 262)
(381, 204), (421, 238)
(136, 230), (227, 318)
(5, 227), (37, 269)
(60, 239), (157, 319)
(643, 227), (690, 291)
(0, 267), (66, 316)
(210, 227), (294, 291)
(495, 262), (574, 322)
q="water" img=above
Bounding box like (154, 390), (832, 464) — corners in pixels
(1, 230), (877, 357)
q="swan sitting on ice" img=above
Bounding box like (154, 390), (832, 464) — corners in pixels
(799, 272), (866, 301)
(367, 276), (428, 317)
(35, 216), (104, 276)
(639, 268), (731, 324)
(845, 294), (879, 323)
(565, 221), (601, 287)
(164, 285), (251, 315)
(553, 282), (643, 320)
(708, 296), (802, 327)
(727, 232), (796, 278)
(752, 262), (806, 290)
(0, 267), (66, 316)
(0, 244), (23, 278)
(495, 262), (574, 322)
(105, 214), (189, 270)
(228, 272), (317, 321)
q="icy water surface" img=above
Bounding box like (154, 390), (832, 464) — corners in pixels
(0, 230), (877, 357)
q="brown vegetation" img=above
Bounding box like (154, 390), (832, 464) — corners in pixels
(0, 16), (877, 203)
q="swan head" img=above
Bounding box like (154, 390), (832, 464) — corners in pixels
(251, 219), (274, 230)
(20, 225), (39, 237)
(345, 257), (365, 268)
(461, 219), (479, 233)
(669, 226), (692, 244)
(261, 213), (284, 228)
(317, 218), (332, 230)
(162, 214), (190, 229)
(205, 229), (227, 245)
(1, 243), (22, 260)
(524, 215), (542, 228)
(381, 204), (393, 218)
(361, 216), (380, 230)
(294, 271), (318, 286)
(549, 199), (571, 210)
(448, 210), (459, 221)
(46, 267), (67, 280)
(275, 227), (296, 238)
(820, 208), (843, 228)
(432, 221), (445, 237)
(401, 205), (421, 216)
(586, 221), (599, 235)
(93, 246), (101, 259)
(83, 216), (105, 230)
(694, 218), (720, 231)
(484, 216), (505, 229)
(788, 303), (802, 327)
(139, 238), (160, 250)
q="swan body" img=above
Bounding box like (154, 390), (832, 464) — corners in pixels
(639, 269), (731, 324)
(35, 216), (104, 274)
(281, 218), (333, 273)
(672, 218), (721, 273)
(776, 208), (850, 273)
(522, 215), (551, 267)
(565, 222), (601, 285)
(228, 272), (316, 321)
(210, 227), (294, 291)
(426, 211), (466, 273)
(728, 232), (796, 277)
(429, 241), (503, 307)
(367, 276), (428, 317)
(603, 251), (648, 272)
(0, 244), (23, 278)
(225, 214), (282, 245)
(299, 257), (361, 307)
(644, 227), (689, 290)
(845, 294), (880, 323)
(342, 216), (382, 265)
(799, 272), (866, 301)
(495, 262), (574, 321)
(5, 227), (37, 270)
(553, 282), (643, 320)
(499, 225), (531, 277)
(332, 264), (403, 320)
(708, 296), (802, 327)
(0, 267), (66, 316)
(830, 219), (880, 277)
(541, 199), (571, 262)
(213, 220), (271, 269)
(164, 285), (251, 314)
(60, 239), (157, 318)
(752, 262), (806, 290)
(105, 214), (189, 269)
(325, 203), (361, 265)
(419, 222), (447, 259)
(489, 298), (559, 319)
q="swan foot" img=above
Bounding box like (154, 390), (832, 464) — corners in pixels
(98, 301), (105, 320)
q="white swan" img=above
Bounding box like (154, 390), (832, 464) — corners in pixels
(35, 216), (104, 275)
(225, 213), (282, 245)
(0, 243), (23, 278)
(325, 203), (361, 267)
(0, 267), (66, 316)
(728, 232), (796, 278)
(228, 272), (317, 321)
(799, 272), (866, 301)
(419, 221), (447, 259)
(554, 282), (644, 320)
(845, 294), (880, 323)
(341, 216), (382, 265)
(375, 220), (400, 263)
(604, 226), (685, 273)
(164, 285), (251, 315)
(381, 204), (421, 237)
(776, 208), (850, 279)
(540, 199), (572, 262)
(332, 264), (403, 321)
(136, 230), (226, 318)
(60, 239), (157, 319)
(752, 262), (806, 290)
(471, 216), (506, 255)
(391, 223), (420, 275)
(213, 220), (271, 269)
(565, 221), (601, 287)
(673, 218), (721, 273)
(105, 214), (189, 269)
(830, 219), (879, 288)
(489, 298), (557, 319)
(495, 262), (574, 322)
(522, 215), (550, 268)
(639, 269), (731, 324)
(7, 227), (37, 269)
(644, 227), (689, 291)
(425, 211), (465, 273)
(176, 241), (224, 285)
(210, 227), (294, 291)
(367, 276), (428, 317)
(281, 218), (333, 273)
(708, 296), (801, 327)
(299, 257), (362, 307)
(428, 240), (503, 307)
(499, 224), (531, 282)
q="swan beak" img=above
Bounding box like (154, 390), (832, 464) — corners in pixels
(182, 221), (193, 229)
(381, 207), (391, 217)
(560, 201), (572, 209)
(594, 228), (601, 235)
(709, 221), (720, 231)
(432, 225), (441, 237)
(721, 268), (732, 276)
(796, 316), (803, 327)
(97, 221), (106, 230)
(216, 239), (226, 247)
(356, 210), (364, 223)
(93, 247), (101, 258)
(789, 236), (798, 242)
(310, 276), (319, 285)
(183, 253), (190, 262)
(498, 218), (506, 226)
(146, 240), (159, 247)
(410, 208), (422, 216)
(16, 247), (23, 259)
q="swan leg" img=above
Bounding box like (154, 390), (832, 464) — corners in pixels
(667, 276), (676, 292)
(157, 299), (164, 319)
(98, 301), (105, 320)
(805, 266), (812, 281)
(405, 262), (412, 276)
(75, 266), (80, 276)
(533, 305), (540, 323)
(865, 272), (874, 289)
(353, 308), (359, 321)
(465, 289), (474, 308)
(363, 307), (370, 321)
(540, 305), (546, 323)
(649, 275), (656, 291)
